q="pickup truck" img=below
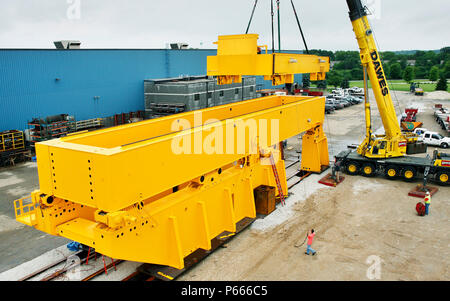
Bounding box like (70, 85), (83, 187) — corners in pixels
(422, 131), (450, 148)
(410, 128), (427, 142)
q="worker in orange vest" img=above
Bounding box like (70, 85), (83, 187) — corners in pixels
(424, 191), (431, 215)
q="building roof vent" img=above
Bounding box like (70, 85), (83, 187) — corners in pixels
(170, 43), (189, 50)
(54, 40), (81, 49)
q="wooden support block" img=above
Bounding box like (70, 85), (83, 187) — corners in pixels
(253, 185), (276, 215)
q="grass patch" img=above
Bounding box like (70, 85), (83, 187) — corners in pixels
(348, 79), (450, 93)
(310, 79), (450, 93)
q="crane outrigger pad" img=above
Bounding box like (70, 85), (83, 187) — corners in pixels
(318, 173), (345, 187)
(408, 184), (438, 199)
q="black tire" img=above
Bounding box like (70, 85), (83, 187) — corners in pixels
(436, 171), (449, 185)
(361, 163), (376, 177)
(345, 161), (360, 175)
(401, 167), (417, 182)
(441, 143), (449, 149)
(385, 165), (399, 180)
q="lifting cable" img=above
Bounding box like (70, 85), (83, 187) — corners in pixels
(244, 0), (312, 77)
(245, 0), (258, 34)
(271, 0), (275, 54)
(290, 0), (309, 54)
(276, 0), (281, 52)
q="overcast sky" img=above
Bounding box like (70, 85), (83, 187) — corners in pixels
(0, 0), (448, 51)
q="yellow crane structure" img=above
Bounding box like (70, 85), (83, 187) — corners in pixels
(14, 34), (330, 271)
(207, 34), (329, 86)
(335, 0), (449, 186)
(345, 0), (419, 160)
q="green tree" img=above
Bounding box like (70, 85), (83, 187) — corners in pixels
(429, 66), (439, 81)
(310, 49), (335, 61)
(316, 80), (327, 90)
(383, 64), (391, 79)
(327, 70), (343, 88)
(350, 68), (363, 80)
(400, 58), (408, 70)
(413, 66), (427, 79)
(302, 74), (310, 89)
(341, 78), (350, 89)
(389, 63), (402, 79)
(436, 73), (448, 91)
(444, 61), (450, 79)
(403, 66), (415, 83)
(439, 47), (450, 62)
(380, 51), (397, 62)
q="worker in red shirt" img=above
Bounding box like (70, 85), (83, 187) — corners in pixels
(305, 229), (317, 256)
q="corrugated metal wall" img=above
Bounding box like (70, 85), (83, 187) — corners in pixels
(0, 49), (302, 131)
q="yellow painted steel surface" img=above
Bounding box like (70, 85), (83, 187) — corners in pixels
(207, 34), (329, 86)
(349, 15), (417, 159)
(15, 95), (329, 269)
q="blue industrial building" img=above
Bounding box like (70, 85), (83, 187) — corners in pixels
(0, 49), (303, 131)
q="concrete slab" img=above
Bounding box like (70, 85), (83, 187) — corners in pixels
(0, 163), (69, 274)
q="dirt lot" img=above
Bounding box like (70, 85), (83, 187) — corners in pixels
(178, 90), (450, 281)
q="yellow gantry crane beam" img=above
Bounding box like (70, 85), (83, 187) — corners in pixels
(207, 34), (330, 86)
(15, 93), (329, 269)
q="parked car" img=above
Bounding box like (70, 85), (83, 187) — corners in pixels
(337, 99), (351, 107)
(349, 87), (363, 93)
(348, 96), (363, 104)
(343, 96), (356, 105)
(326, 99), (344, 110)
(325, 103), (335, 114)
(422, 131), (450, 148)
(331, 88), (344, 95)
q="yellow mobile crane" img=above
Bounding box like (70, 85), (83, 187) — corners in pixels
(335, 0), (449, 185)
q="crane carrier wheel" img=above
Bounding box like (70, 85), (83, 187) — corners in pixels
(385, 165), (399, 179)
(346, 162), (360, 175)
(361, 163), (376, 177)
(436, 171), (449, 185)
(401, 167), (417, 181)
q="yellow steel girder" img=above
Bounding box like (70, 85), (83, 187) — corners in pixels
(207, 34), (330, 86)
(15, 95), (329, 269)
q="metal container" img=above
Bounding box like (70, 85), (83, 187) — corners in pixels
(144, 75), (257, 118)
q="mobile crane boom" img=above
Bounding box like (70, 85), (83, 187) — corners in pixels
(346, 0), (420, 159)
(347, 0), (400, 138)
